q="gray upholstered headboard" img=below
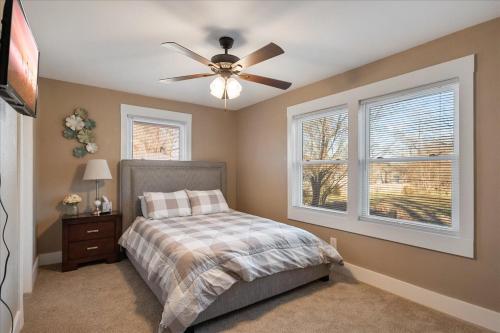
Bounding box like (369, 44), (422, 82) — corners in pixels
(120, 160), (227, 232)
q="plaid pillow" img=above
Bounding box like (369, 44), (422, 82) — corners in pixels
(186, 189), (230, 215)
(143, 190), (191, 219)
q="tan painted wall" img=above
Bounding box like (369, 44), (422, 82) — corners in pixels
(236, 18), (500, 312)
(36, 78), (237, 254)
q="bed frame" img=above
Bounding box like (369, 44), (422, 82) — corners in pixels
(120, 160), (330, 331)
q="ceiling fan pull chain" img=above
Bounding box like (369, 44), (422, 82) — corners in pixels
(224, 78), (228, 111)
(224, 87), (227, 111)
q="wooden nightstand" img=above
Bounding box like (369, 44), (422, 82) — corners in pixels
(62, 212), (122, 272)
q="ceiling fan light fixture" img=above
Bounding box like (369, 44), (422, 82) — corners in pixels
(210, 76), (242, 100)
(210, 76), (226, 99)
(226, 77), (242, 99)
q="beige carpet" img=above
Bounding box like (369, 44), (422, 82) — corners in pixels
(23, 260), (488, 333)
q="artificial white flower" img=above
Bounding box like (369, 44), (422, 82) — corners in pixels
(63, 193), (82, 205)
(86, 142), (98, 154)
(65, 115), (85, 131)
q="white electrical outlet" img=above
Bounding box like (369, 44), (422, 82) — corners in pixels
(330, 237), (337, 249)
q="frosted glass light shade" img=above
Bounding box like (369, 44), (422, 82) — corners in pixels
(210, 77), (226, 99)
(83, 159), (112, 180)
(210, 76), (242, 99)
(225, 78), (242, 99)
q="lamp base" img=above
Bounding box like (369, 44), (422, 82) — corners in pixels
(93, 199), (102, 216)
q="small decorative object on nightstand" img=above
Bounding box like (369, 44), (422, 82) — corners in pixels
(61, 211), (122, 272)
(101, 195), (112, 214)
(62, 193), (82, 216)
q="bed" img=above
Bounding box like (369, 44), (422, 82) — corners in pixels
(119, 160), (343, 333)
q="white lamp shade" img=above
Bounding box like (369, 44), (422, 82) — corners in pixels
(83, 159), (112, 180)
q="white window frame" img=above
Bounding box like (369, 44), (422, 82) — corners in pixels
(120, 104), (192, 160)
(291, 105), (349, 214)
(360, 80), (459, 233)
(287, 55), (474, 257)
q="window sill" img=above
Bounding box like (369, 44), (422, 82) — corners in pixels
(288, 205), (473, 258)
(294, 204), (347, 216)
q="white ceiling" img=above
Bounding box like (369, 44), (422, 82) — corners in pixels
(24, 1), (500, 110)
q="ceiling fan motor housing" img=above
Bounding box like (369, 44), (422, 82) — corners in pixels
(211, 54), (240, 68)
(211, 36), (240, 69)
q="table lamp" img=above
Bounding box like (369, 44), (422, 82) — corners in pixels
(83, 159), (112, 215)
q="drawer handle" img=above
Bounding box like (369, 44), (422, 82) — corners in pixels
(86, 246), (99, 251)
(86, 229), (99, 233)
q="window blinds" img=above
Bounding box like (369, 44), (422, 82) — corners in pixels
(132, 121), (180, 160)
(364, 83), (456, 226)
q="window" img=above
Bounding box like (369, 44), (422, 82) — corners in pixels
(287, 55), (474, 257)
(362, 81), (457, 229)
(295, 107), (348, 212)
(121, 104), (191, 160)
(132, 120), (180, 160)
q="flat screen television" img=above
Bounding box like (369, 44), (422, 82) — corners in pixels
(0, 0), (39, 117)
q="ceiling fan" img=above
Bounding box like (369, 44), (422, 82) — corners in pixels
(160, 36), (292, 102)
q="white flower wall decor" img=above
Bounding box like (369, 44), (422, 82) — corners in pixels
(63, 107), (99, 158)
(65, 114), (85, 131)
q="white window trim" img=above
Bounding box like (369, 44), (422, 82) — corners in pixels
(287, 55), (474, 258)
(120, 104), (192, 160)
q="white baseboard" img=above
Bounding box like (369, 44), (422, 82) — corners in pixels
(333, 262), (500, 332)
(38, 251), (62, 266)
(13, 309), (23, 333)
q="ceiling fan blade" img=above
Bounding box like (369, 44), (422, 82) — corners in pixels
(238, 73), (291, 90)
(162, 42), (216, 68)
(232, 43), (284, 70)
(159, 73), (215, 83)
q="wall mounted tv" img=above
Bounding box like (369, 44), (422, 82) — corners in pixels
(0, 0), (39, 117)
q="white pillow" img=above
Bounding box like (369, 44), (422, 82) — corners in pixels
(138, 196), (148, 218)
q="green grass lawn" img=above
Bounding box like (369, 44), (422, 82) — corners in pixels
(304, 192), (451, 226)
(369, 193), (451, 226)
(303, 194), (347, 212)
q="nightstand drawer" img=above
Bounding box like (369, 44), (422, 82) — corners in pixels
(68, 238), (115, 260)
(68, 221), (115, 242)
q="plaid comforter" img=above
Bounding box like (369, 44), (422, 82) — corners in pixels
(119, 210), (343, 333)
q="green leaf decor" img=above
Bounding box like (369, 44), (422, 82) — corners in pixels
(63, 107), (99, 158)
